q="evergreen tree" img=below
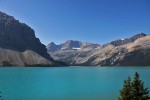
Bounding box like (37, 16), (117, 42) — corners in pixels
(131, 72), (150, 100)
(118, 72), (150, 100)
(118, 76), (132, 100)
(0, 92), (2, 100)
(0, 92), (3, 100)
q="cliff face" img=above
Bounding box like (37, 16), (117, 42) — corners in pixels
(0, 11), (53, 61)
(0, 11), (62, 66)
(49, 33), (150, 66)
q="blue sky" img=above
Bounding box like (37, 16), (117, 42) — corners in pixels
(0, 0), (150, 45)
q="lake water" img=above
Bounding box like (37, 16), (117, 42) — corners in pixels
(0, 67), (150, 100)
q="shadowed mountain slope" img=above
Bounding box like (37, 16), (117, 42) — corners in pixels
(0, 11), (65, 66)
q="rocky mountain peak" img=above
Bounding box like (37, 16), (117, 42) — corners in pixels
(131, 32), (146, 39)
(47, 42), (61, 52)
(0, 11), (15, 20)
(47, 40), (101, 52)
(0, 11), (53, 61)
(48, 42), (56, 46)
(61, 40), (82, 49)
(109, 33), (147, 46)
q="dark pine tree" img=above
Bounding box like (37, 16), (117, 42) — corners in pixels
(119, 72), (150, 100)
(0, 92), (2, 100)
(131, 72), (150, 100)
(0, 92), (3, 100)
(118, 76), (132, 100)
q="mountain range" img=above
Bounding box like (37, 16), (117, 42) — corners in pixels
(48, 33), (150, 66)
(0, 11), (150, 66)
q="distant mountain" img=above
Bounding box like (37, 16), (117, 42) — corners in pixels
(99, 35), (150, 66)
(49, 33), (150, 66)
(47, 40), (101, 52)
(108, 33), (147, 46)
(0, 11), (65, 66)
(47, 42), (61, 52)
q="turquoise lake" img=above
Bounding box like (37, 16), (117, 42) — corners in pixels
(0, 67), (150, 100)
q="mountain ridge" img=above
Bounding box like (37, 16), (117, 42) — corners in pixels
(108, 33), (147, 46)
(47, 33), (147, 52)
(47, 40), (101, 52)
(48, 33), (150, 66)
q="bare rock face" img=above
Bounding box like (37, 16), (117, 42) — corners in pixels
(0, 48), (56, 66)
(49, 33), (150, 66)
(102, 35), (150, 66)
(0, 11), (63, 66)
